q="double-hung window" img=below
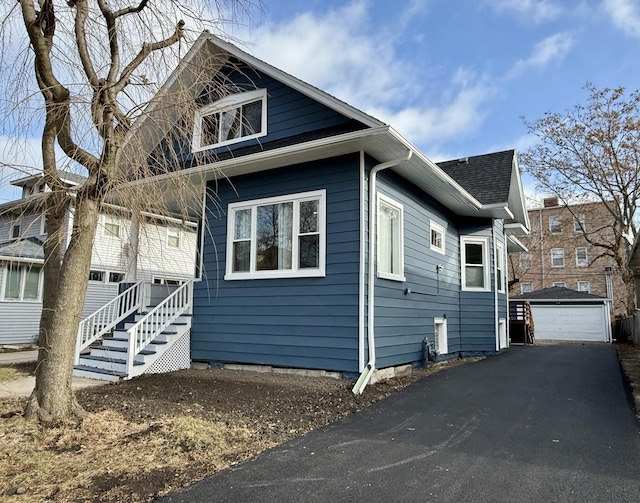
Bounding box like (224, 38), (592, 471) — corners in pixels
(551, 248), (565, 267)
(2, 264), (42, 301)
(461, 236), (489, 291)
(573, 214), (586, 232)
(577, 281), (590, 292)
(225, 190), (326, 280)
(167, 227), (181, 249)
(193, 89), (267, 151)
(103, 215), (121, 239)
(575, 247), (588, 267)
(377, 194), (405, 281)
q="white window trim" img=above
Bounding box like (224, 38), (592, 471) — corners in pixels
(551, 248), (565, 268)
(496, 242), (505, 293)
(1, 263), (43, 302)
(152, 276), (186, 285)
(573, 214), (586, 232)
(521, 283), (534, 294)
(102, 215), (122, 239)
(575, 247), (588, 267)
(549, 215), (562, 234)
(430, 220), (445, 254)
(461, 236), (490, 292)
(225, 189), (326, 280)
(553, 282), (567, 288)
(377, 193), (405, 282)
(39, 214), (46, 235)
(192, 89), (268, 152)
(10, 221), (20, 240)
(167, 227), (181, 249)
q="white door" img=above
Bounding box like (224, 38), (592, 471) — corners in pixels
(531, 304), (608, 342)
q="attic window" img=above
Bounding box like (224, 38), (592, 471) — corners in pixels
(193, 89), (267, 151)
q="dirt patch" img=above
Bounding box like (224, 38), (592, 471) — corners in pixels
(0, 359), (470, 502)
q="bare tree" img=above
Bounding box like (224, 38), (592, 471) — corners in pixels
(521, 84), (640, 314)
(0, 0), (251, 424)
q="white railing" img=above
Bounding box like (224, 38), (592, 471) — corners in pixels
(74, 281), (144, 365)
(125, 280), (193, 377)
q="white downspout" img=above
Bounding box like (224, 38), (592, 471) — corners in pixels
(352, 149), (413, 395)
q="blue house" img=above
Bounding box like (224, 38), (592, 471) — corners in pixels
(124, 33), (531, 391)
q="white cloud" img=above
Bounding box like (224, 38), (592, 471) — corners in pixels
(602, 0), (640, 38)
(485, 0), (563, 22)
(507, 32), (575, 78)
(236, 2), (494, 151)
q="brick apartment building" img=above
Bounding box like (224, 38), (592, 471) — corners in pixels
(508, 197), (627, 315)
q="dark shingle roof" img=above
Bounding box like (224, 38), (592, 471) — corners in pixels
(0, 237), (44, 261)
(437, 150), (514, 205)
(511, 286), (606, 301)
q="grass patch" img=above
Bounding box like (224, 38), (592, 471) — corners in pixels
(0, 367), (22, 384)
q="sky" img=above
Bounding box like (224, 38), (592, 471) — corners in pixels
(2, 0), (640, 205)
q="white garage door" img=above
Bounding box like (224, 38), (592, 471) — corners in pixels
(531, 305), (608, 342)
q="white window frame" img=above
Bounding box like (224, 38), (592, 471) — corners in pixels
(553, 282), (566, 288)
(152, 276), (185, 286)
(430, 220), (445, 254)
(520, 252), (533, 269)
(573, 213), (586, 232)
(575, 247), (588, 267)
(39, 214), (46, 235)
(551, 248), (565, 268)
(167, 227), (181, 249)
(89, 270), (105, 283)
(377, 193), (405, 282)
(577, 281), (591, 293)
(461, 236), (490, 292)
(496, 242), (505, 293)
(192, 89), (268, 152)
(521, 283), (534, 294)
(434, 317), (448, 354)
(225, 190), (326, 280)
(1, 263), (43, 302)
(102, 215), (121, 239)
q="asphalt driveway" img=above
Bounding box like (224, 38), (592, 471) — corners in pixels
(163, 344), (640, 502)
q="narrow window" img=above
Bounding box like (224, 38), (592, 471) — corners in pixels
(551, 248), (565, 267)
(225, 190), (326, 280)
(496, 243), (505, 293)
(461, 237), (489, 291)
(520, 252), (532, 269)
(377, 194), (405, 281)
(430, 220), (445, 254)
(549, 215), (562, 234)
(573, 214), (586, 232)
(575, 247), (588, 267)
(10, 222), (20, 239)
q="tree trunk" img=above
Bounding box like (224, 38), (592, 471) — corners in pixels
(25, 197), (100, 425)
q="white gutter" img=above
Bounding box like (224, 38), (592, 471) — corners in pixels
(352, 148), (413, 395)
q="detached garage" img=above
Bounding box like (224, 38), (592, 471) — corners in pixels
(511, 287), (612, 343)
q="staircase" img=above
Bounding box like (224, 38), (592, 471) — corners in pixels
(73, 280), (193, 382)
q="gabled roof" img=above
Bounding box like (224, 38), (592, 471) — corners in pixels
(123, 33), (531, 231)
(511, 286), (606, 302)
(438, 150), (514, 205)
(10, 172), (87, 188)
(0, 237), (44, 262)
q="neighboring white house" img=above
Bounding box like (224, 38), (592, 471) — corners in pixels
(0, 172), (198, 345)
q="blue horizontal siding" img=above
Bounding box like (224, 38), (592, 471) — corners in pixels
(371, 168), (462, 370)
(192, 154), (361, 372)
